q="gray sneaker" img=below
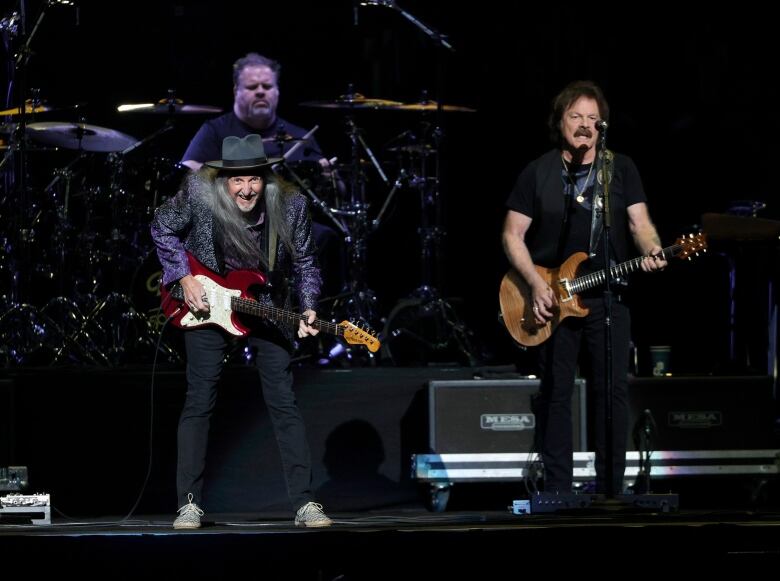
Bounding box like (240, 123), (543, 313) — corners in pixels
(294, 502), (333, 528)
(173, 493), (204, 529)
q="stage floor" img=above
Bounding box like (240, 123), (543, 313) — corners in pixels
(3, 506), (780, 576)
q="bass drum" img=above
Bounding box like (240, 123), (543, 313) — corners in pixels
(131, 251), (184, 359)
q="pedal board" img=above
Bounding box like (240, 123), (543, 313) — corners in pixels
(0, 493), (51, 525)
(514, 492), (679, 514)
(529, 492), (598, 513)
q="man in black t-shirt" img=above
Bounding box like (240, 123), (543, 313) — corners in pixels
(502, 80), (667, 496)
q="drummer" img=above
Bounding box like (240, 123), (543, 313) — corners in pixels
(182, 52), (335, 177)
(181, 52), (344, 298)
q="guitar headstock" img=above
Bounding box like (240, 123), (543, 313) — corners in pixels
(674, 232), (707, 260)
(339, 321), (381, 353)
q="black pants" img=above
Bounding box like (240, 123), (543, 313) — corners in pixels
(536, 297), (630, 494)
(176, 326), (314, 511)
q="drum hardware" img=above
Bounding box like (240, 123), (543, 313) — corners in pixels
(84, 292), (182, 366)
(0, 2), (102, 366)
(262, 132), (309, 143)
(278, 159), (349, 236)
(0, 303), (62, 366)
(323, 101), (398, 331)
(262, 129), (310, 154)
(40, 296), (111, 365)
(129, 251), (185, 363)
(379, 117), (478, 364)
(359, 0), (479, 365)
(113, 121), (178, 223)
(294, 90), (398, 354)
(272, 124), (350, 238)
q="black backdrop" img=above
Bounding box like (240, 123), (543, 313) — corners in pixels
(3, 1), (778, 372)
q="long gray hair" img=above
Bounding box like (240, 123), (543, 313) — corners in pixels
(200, 167), (294, 270)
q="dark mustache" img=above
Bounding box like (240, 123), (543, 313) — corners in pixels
(574, 128), (592, 138)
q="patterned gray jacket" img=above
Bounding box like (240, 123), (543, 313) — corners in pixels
(150, 173), (321, 336)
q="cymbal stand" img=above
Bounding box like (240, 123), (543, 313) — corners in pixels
(328, 112), (391, 327)
(83, 292), (180, 366)
(382, 121), (477, 365)
(44, 152), (87, 295)
(363, 2), (478, 365)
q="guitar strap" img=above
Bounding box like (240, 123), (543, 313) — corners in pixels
(263, 212), (292, 307)
(588, 148), (614, 258)
(266, 217), (278, 273)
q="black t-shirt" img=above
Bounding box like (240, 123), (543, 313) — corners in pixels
(182, 112), (323, 165)
(506, 148), (646, 271)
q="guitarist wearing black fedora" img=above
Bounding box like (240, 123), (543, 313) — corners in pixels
(502, 81), (667, 496)
(152, 134), (333, 529)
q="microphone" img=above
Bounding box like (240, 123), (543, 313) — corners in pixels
(595, 120), (608, 132)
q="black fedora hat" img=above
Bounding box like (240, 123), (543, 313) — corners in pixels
(204, 134), (282, 170)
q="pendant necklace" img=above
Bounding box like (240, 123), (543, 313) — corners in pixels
(562, 155), (594, 204)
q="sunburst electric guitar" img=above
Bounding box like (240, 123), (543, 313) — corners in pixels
(499, 233), (707, 347)
(160, 253), (380, 352)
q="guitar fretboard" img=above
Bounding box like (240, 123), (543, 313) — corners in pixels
(231, 296), (344, 336)
(569, 244), (681, 294)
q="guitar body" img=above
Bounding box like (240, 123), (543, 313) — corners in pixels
(160, 255), (267, 336)
(500, 252), (590, 347)
(500, 233), (707, 348)
(157, 252), (381, 352)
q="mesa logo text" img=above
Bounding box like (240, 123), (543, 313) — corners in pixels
(480, 414), (535, 431)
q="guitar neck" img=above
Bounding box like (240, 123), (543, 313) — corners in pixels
(570, 243), (681, 294)
(231, 296), (344, 336)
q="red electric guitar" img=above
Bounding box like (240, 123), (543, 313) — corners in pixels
(160, 253), (380, 353)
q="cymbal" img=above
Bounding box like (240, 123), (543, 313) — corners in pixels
(26, 122), (138, 153)
(393, 100), (476, 113)
(117, 99), (223, 115)
(0, 99), (85, 117)
(299, 93), (402, 110)
(0, 100), (54, 116)
(702, 212), (780, 242)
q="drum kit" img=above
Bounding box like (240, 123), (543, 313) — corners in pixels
(0, 96), (218, 365)
(0, 82), (478, 366)
(294, 88), (480, 365)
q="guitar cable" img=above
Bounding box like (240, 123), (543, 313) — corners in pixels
(118, 306), (183, 524)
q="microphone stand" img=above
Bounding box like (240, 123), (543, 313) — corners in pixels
(595, 126), (616, 498)
(594, 128), (677, 510)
